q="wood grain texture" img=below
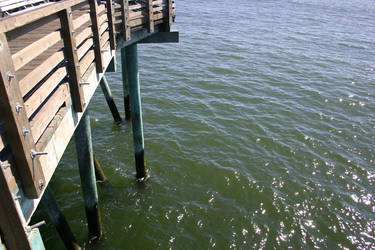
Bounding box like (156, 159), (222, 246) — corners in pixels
(19, 50), (64, 97)
(30, 83), (69, 143)
(59, 8), (85, 112)
(11, 30), (61, 71)
(24, 66), (67, 118)
(106, 0), (116, 50)
(89, 0), (103, 73)
(0, 33), (45, 198)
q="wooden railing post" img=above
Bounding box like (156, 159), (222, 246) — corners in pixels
(120, 0), (130, 41)
(59, 8), (85, 112)
(147, 0), (154, 33)
(0, 33), (45, 198)
(106, 0), (116, 50)
(166, 0), (173, 31)
(89, 0), (104, 73)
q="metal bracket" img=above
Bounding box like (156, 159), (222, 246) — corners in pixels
(25, 221), (46, 234)
(22, 127), (29, 137)
(7, 72), (15, 84)
(0, 162), (10, 170)
(30, 150), (48, 159)
(15, 102), (23, 113)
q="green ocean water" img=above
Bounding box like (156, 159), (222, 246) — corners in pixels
(34, 0), (375, 249)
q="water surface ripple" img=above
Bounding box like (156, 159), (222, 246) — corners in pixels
(36, 0), (375, 249)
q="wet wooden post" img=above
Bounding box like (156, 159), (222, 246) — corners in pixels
(74, 111), (102, 240)
(99, 76), (122, 125)
(124, 44), (148, 181)
(42, 186), (80, 250)
(94, 155), (107, 182)
(121, 47), (131, 121)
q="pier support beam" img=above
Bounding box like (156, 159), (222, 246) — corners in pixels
(121, 47), (131, 121)
(100, 76), (122, 125)
(42, 187), (80, 250)
(74, 111), (102, 241)
(124, 44), (148, 181)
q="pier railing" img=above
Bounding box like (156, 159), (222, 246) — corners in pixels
(0, 0), (175, 200)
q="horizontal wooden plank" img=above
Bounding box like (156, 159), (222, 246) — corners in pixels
(98, 12), (107, 27)
(0, 0), (86, 32)
(30, 82), (70, 143)
(97, 3), (105, 14)
(72, 12), (90, 30)
(19, 50), (64, 97)
(77, 37), (93, 60)
(100, 31), (109, 47)
(24, 66), (67, 118)
(99, 22), (108, 35)
(75, 26), (92, 47)
(79, 49), (95, 77)
(12, 30), (61, 71)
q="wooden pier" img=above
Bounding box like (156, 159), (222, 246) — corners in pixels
(0, 0), (177, 248)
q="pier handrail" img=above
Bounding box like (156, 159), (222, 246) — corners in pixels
(0, 0), (175, 198)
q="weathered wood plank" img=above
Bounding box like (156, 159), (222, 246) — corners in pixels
(89, 0), (104, 73)
(30, 83), (70, 143)
(2, 158), (18, 196)
(6, 14), (57, 42)
(99, 22), (108, 36)
(79, 49), (95, 77)
(120, 0), (130, 41)
(98, 12), (108, 27)
(0, 163), (31, 249)
(0, 0), (86, 32)
(72, 12), (90, 31)
(147, 0), (154, 33)
(97, 3), (105, 15)
(75, 27), (92, 47)
(24, 66), (67, 118)
(19, 50), (64, 97)
(59, 8), (85, 112)
(100, 31), (109, 47)
(77, 37), (93, 60)
(166, 0), (172, 31)
(0, 33), (45, 198)
(106, 0), (116, 50)
(11, 30), (61, 71)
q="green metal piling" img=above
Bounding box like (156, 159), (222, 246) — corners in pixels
(121, 47), (131, 121)
(124, 44), (148, 180)
(100, 76), (123, 125)
(74, 111), (102, 240)
(41, 187), (80, 250)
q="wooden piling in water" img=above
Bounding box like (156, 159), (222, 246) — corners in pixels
(100, 76), (122, 125)
(124, 44), (148, 181)
(74, 111), (102, 241)
(42, 187), (80, 250)
(121, 47), (131, 121)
